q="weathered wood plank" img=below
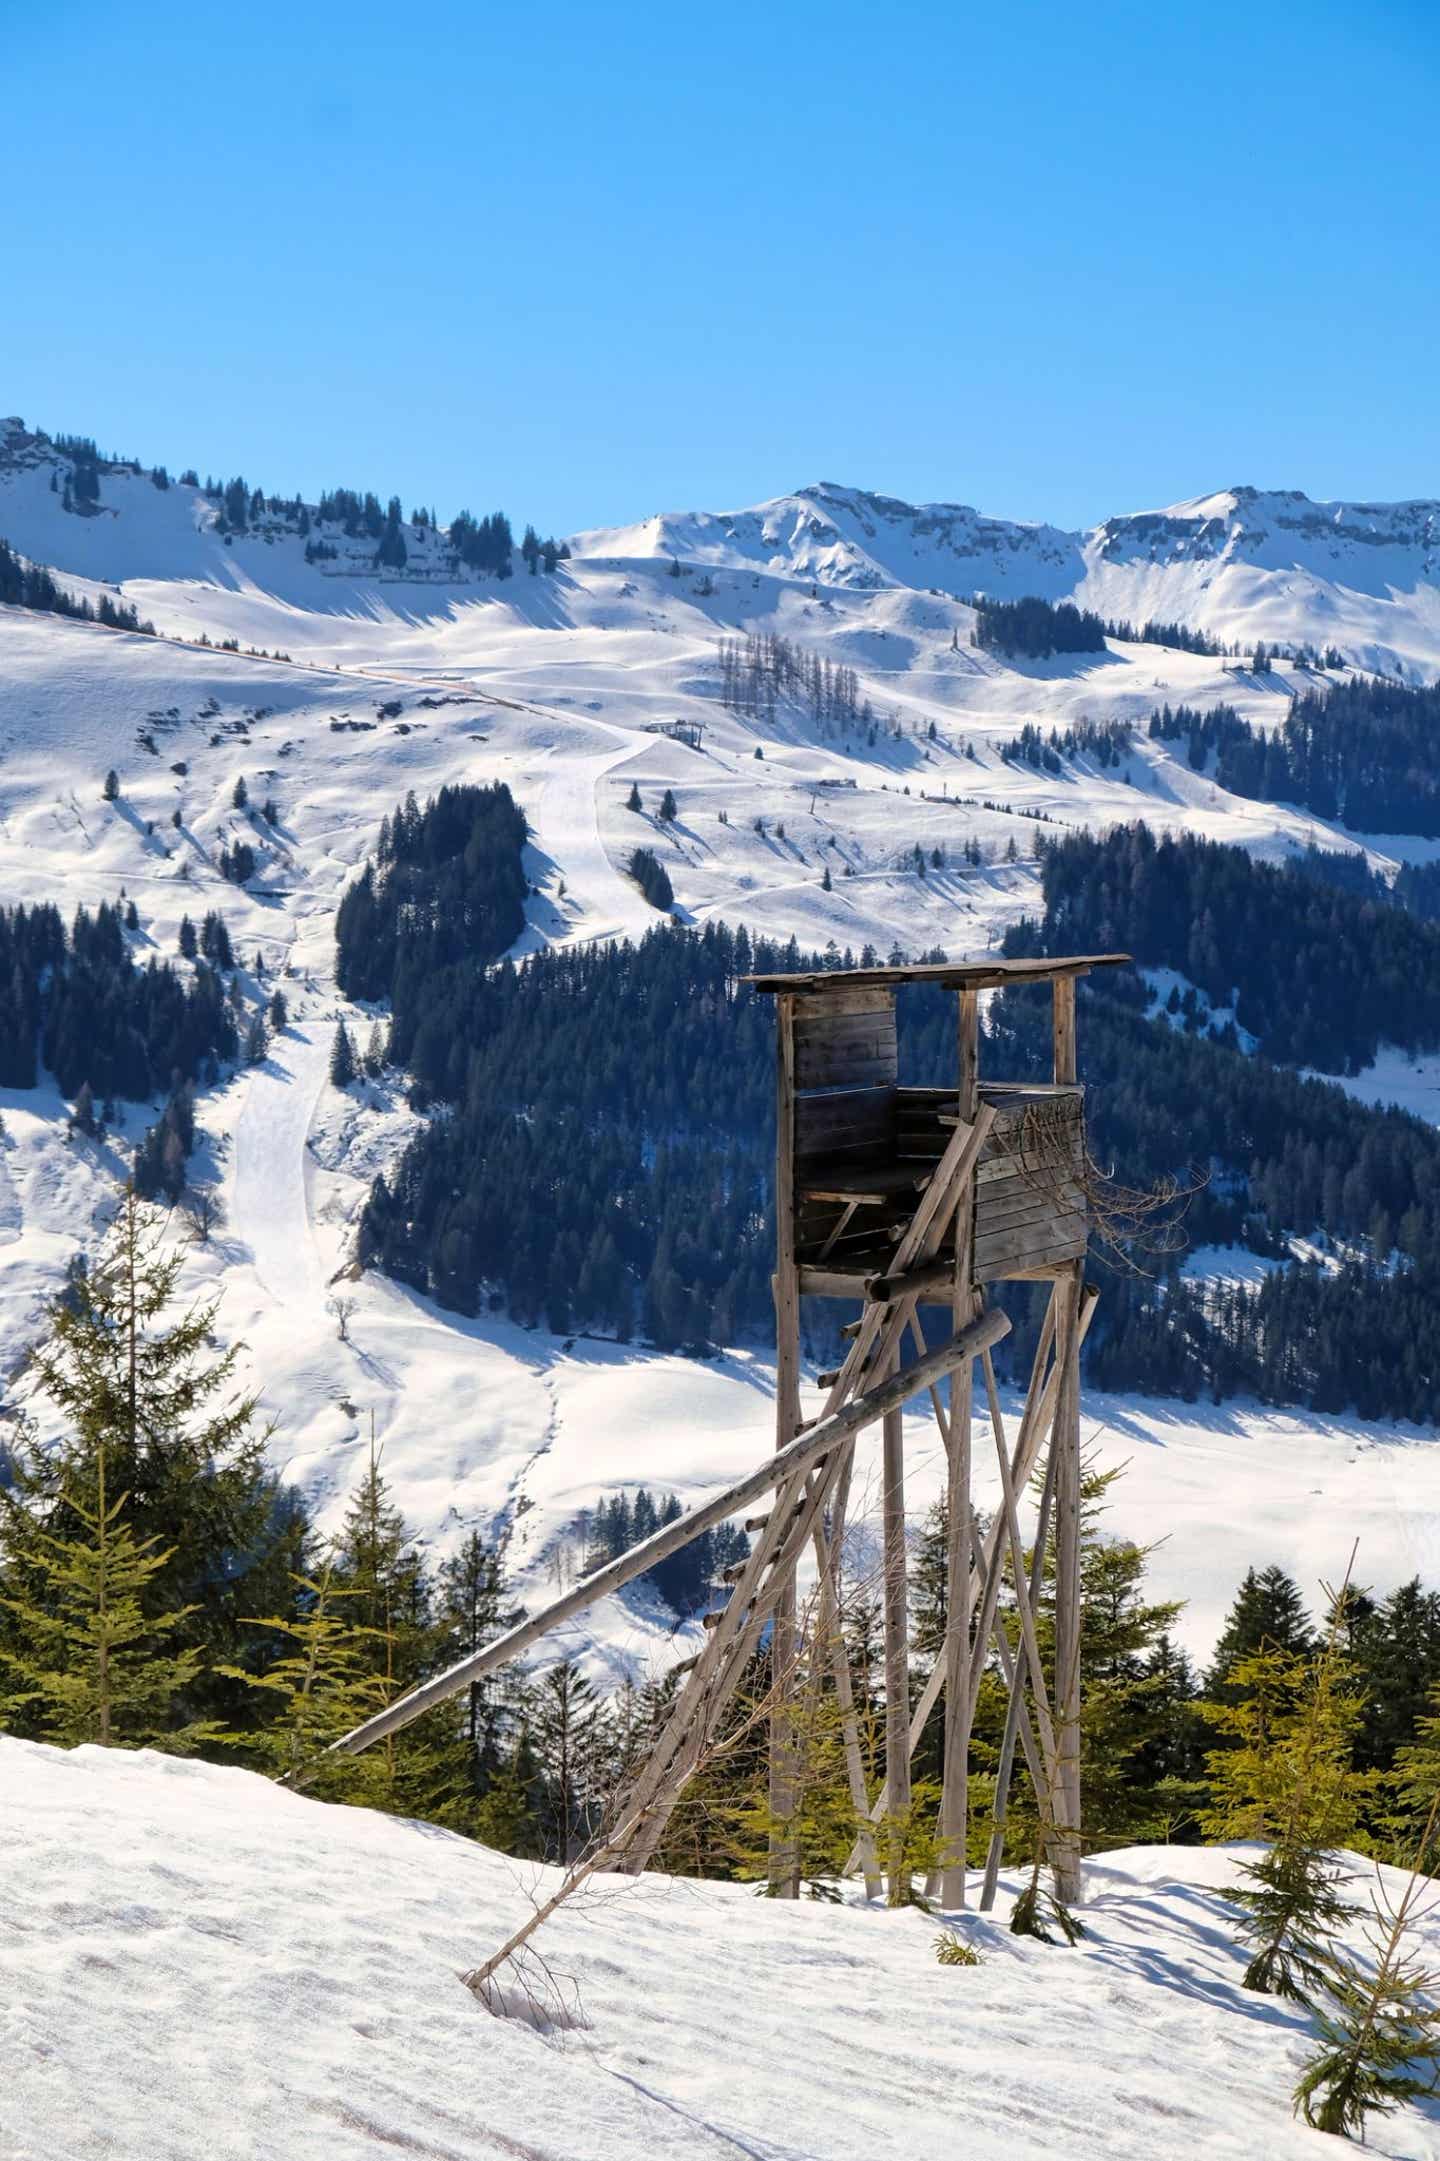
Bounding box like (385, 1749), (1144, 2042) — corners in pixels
(747, 954), (1130, 994)
(1053, 977), (1077, 1086)
(975, 1224), (1088, 1277)
(975, 1185), (1088, 1237)
(793, 987), (895, 1020)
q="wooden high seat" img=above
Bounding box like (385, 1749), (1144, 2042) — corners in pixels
(749, 957), (1127, 1297)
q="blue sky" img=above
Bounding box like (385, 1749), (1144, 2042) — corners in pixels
(4, 0), (1437, 537)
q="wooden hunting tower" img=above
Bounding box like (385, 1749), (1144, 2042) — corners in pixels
(749, 951), (1128, 1908)
(330, 949), (1130, 1981)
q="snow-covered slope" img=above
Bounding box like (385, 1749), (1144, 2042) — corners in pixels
(7, 1737), (1440, 2161)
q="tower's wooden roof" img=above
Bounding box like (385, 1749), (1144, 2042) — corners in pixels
(745, 953), (1131, 995)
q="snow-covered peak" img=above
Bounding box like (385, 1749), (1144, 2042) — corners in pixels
(1094, 484), (1440, 576)
(570, 478), (1085, 597)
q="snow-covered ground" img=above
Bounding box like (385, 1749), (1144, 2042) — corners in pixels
(3, 431), (1440, 1680)
(5, 1737), (1440, 2161)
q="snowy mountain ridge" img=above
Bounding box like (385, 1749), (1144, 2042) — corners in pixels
(5, 415), (1440, 678)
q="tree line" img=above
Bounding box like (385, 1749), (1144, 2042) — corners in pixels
(1028, 821), (1440, 1072)
(0, 536), (155, 635)
(1150, 676), (1440, 837)
(971, 594), (1109, 658)
(0, 898), (236, 1099)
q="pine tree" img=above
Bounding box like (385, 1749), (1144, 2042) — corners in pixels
(1206, 1565), (1315, 1698)
(1293, 1803), (1440, 2139)
(532, 1658), (605, 1863)
(2, 1189), (306, 1733)
(626, 782), (642, 812)
(328, 1440), (441, 1812)
(178, 914), (198, 960)
(232, 776), (248, 810)
(102, 769), (119, 802)
(1201, 1607), (1374, 2003)
(473, 1729), (545, 1856)
(330, 1019), (356, 1087)
(0, 1441), (212, 1750)
(244, 1013), (268, 1065)
(221, 1558), (390, 1799)
(268, 987), (288, 1030)
(1010, 1840), (1084, 1944)
(658, 788), (678, 823)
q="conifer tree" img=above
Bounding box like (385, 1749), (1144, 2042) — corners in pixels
(1010, 1841), (1084, 1944)
(221, 1557), (390, 1800)
(0, 1441), (211, 1750)
(2, 1189), (306, 1732)
(1201, 1595), (1374, 2003)
(473, 1729), (545, 1856)
(1206, 1565), (1315, 1698)
(1293, 1803), (1440, 2139)
(533, 1658), (605, 1863)
(330, 1019), (356, 1087)
(268, 987), (288, 1030)
(328, 1439), (442, 1812)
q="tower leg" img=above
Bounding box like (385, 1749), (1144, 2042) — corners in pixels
(939, 986), (980, 1909)
(881, 1349), (912, 1903)
(768, 992), (802, 1897)
(1050, 1262), (1084, 1904)
(768, 1272), (803, 1896)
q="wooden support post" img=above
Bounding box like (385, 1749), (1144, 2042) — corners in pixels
(881, 1345), (911, 1904)
(1051, 1260), (1084, 1903)
(1052, 975), (1077, 1086)
(981, 1439), (1057, 1910)
(811, 1460), (882, 1900)
(770, 992), (802, 1896)
(938, 986), (979, 1908)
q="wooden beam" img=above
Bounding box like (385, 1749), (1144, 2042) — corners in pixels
(939, 982), (978, 1909)
(1051, 1261), (1084, 1902)
(863, 1257), (958, 1305)
(958, 987), (979, 1122)
(745, 954), (1131, 996)
(981, 1429), (1057, 1911)
(325, 1308), (1012, 1762)
(881, 1347), (911, 1904)
(1052, 976), (1077, 1086)
(770, 991), (802, 1895)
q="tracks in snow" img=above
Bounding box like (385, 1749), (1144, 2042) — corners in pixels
(227, 1020), (332, 1311)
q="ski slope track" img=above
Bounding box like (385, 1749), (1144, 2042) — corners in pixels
(4, 417), (1440, 1678)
